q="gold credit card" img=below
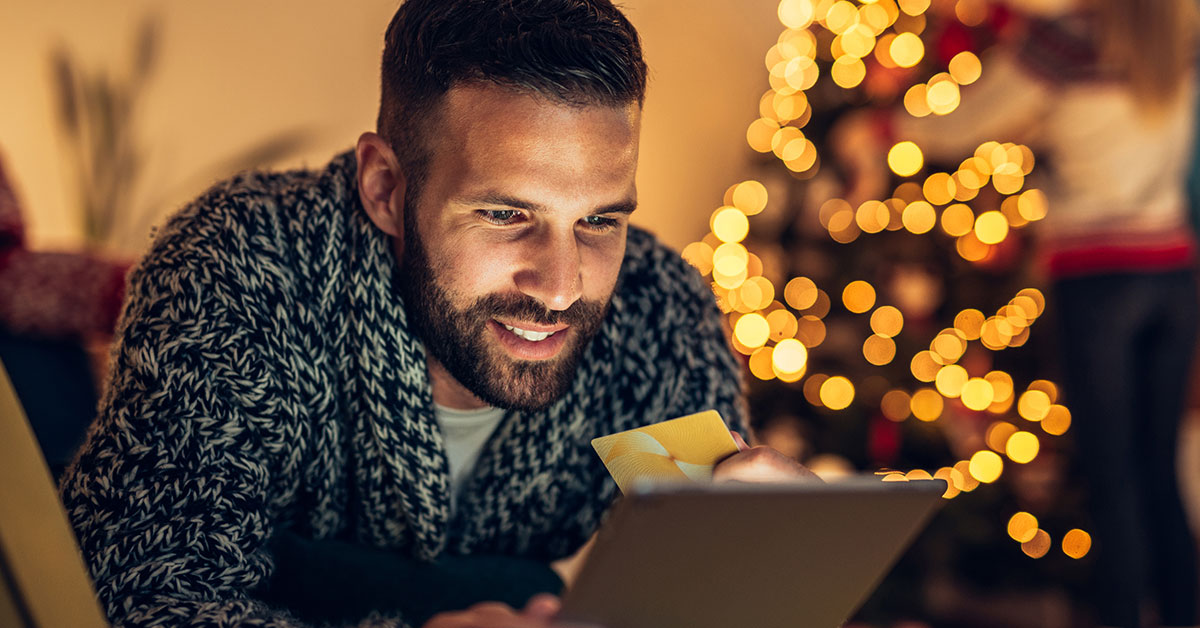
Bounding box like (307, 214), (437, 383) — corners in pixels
(591, 410), (740, 494)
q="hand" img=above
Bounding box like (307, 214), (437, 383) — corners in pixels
(550, 532), (597, 590)
(712, 431), (822, 484)
(421, 594), (599, 628)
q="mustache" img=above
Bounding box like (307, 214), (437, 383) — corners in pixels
(469, 293), (608, 327)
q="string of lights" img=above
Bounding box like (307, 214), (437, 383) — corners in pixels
(680, 0), (1092, 561)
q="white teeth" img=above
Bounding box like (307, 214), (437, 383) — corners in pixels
(502, 323), (557, 342)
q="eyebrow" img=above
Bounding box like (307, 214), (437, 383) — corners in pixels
(463, 192), (638, 216)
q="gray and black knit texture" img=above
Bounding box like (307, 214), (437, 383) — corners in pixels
(58, 151), (746, 627)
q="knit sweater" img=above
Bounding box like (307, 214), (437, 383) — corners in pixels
(59, 151), (746, 627)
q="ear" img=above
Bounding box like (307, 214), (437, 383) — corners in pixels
(355, 132), (406, 243)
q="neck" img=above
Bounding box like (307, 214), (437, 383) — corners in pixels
(426, 354), (490, 410)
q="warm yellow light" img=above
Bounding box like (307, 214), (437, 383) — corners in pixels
(910, 351), (941, 382)
(820, 198), (853, 229)
(820, 376), (856, 410)
(940, 202), (974, 236)
(831, 56), (867, 88)
(1007, 511), (1038, 543)
(859, 2), (892, 33)
(1027, 379), (1059, 403)
(840, 23), (876, 59)
(881, 389), (912, 421)
(772, 338), (809, 375)
(1018, 390), (1051, 422)
(778, 0), (816, 28)
(784, 56), (820, 91)
(747, 118), (781, 153)
(954, 308), (985, 340)
(1022, 529), (1051, 558)
(712, 242), (749, 277)
(960, 378), (995, 411)
(1006, 431), (1040, 464)
(784, 276), (819, 310)
(932, 332), (966, 362)
(766, 308), (799, 341)
(803, 373), (828, 406)
(979, 316), (1011, 350)
(954, 0), (987, 26)
(731, 180), (769, 215)
(824, 0), (858, 32)
(856, 200), (891, 234)
(956, 232), (991, 262)
(741, 277), (776, 311)
(712, 207), (750, 243)
(863, 334), (897, 366)
(734, 313), (770, 350)
(986, 421), (1018, 452)
(890, 32), (925, 68)
(992, 171), (1025, 195)
(984, 370), (1014, 403)
(901, 200), (936, 234)
(923, 173), (957, 205)
(1017, 288), (1046, 315)
(948, 50), (982, 84)
(974, 211), (1009, 245)
(953, 459), (980, 491)
(772, 126), (804, 159)
(935, 364), (969, 398)
(784, 141), (818, 173)
(680, 241), (714, 276)
(910, 388), (944, 421)
(874, 33), (899, 68)
(897, 0), (930, 16)
(796, 315), (827, 348)
(1042, 404), (1072, 435)
(842, 280), (877, 313)
(773, 91), (809, 123)
(969, 450), (1003, 483)
(904, 84), (932, 117)
(887, 141), (924, 177)
(926, 78), (961, 115)
(870, 305), (904, 337)
(749, 346), (776, 381)
(1062, 529), (1092, 559)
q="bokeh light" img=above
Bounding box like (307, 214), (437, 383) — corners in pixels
(1022, 529), (1052, 559)
(1062, 529), (1092, 559)
(820, 376), (856, 410)
(888, 141), (924, 176)
(969, 450), (1003, 483)
(1007, 512), (1038, 543)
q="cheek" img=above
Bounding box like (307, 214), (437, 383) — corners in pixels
(580, 239), (626, 301)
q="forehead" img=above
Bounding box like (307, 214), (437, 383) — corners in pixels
(421, 84), (642, 205)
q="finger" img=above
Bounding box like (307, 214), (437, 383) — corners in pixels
(522, 593), (561, 619)
(730, 430), (749, 451)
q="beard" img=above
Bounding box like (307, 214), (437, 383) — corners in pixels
(398, 204), (611, 412)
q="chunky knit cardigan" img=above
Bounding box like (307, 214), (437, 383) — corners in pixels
(59, 151), (746, 628)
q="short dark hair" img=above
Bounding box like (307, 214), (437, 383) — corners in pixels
(377, 0), (648, 189)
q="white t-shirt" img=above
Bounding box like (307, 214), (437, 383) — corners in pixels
(434, 404), (506, 508)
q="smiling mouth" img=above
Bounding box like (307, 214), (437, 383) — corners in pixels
(501, 323), (561, 342)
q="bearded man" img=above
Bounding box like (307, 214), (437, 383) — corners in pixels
(60, 1), (808, 626)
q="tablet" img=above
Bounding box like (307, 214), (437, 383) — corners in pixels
(559, 478), (945, 628)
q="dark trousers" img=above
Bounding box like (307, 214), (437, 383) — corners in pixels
(256, 529), (564, 627)
(1055, 270), (1200, 627)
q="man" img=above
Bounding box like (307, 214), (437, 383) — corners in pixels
(60, 1), (808, 626)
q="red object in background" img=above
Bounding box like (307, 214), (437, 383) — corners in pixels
(0, 152), (130, 341)
(868, 412), (903, 467)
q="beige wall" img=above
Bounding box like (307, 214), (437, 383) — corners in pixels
(0, 0), (784, 254)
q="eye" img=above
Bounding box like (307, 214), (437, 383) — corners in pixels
(479, 209), (523, 225)
(581, 215), (620, 232)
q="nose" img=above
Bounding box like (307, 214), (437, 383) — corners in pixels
(515, 227), (583, 312)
